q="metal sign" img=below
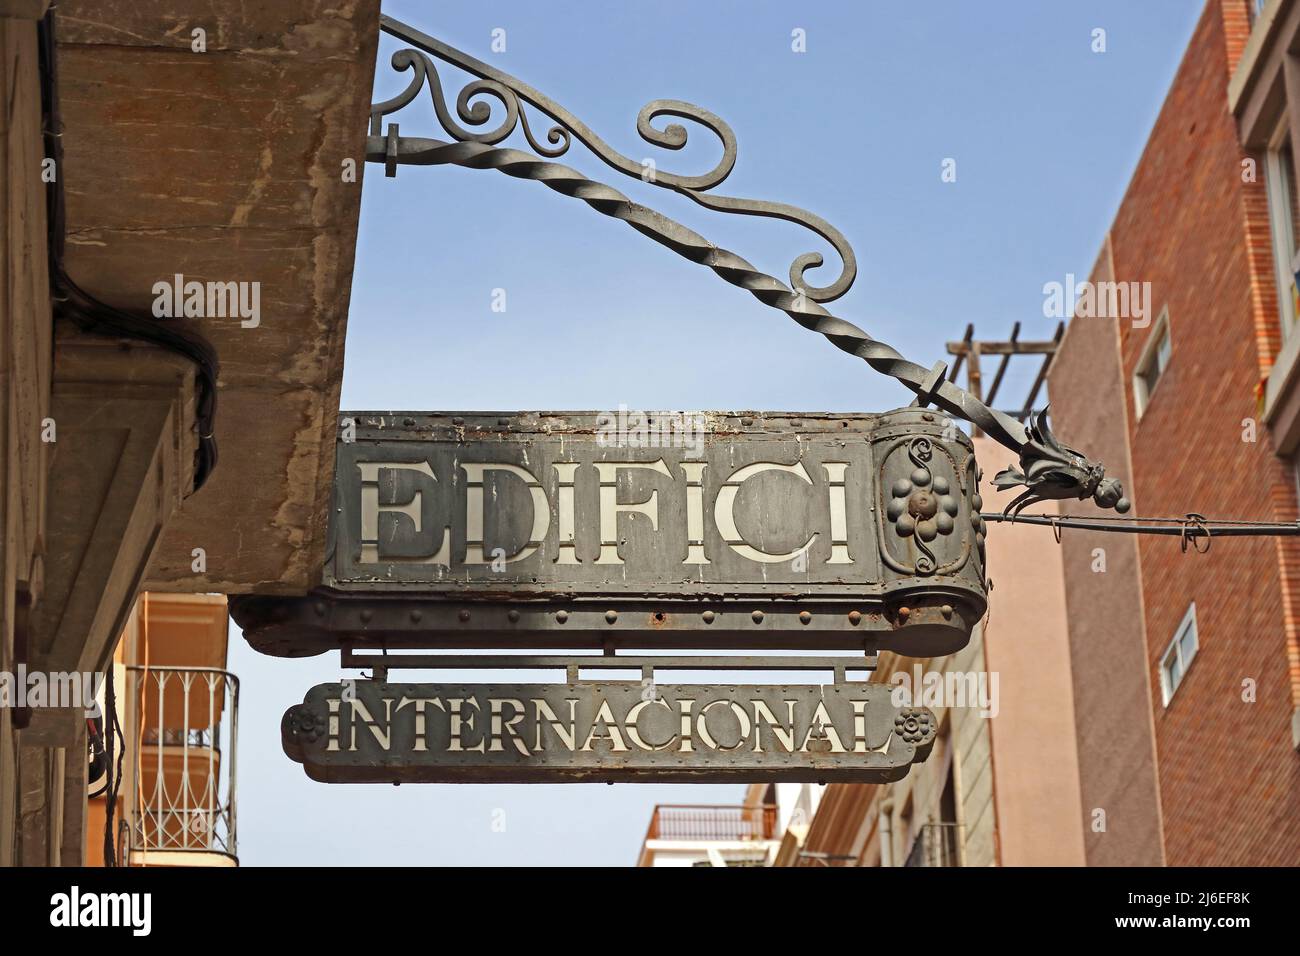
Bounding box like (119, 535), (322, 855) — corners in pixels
(282, 679), (937, 784)
(335, 410), (884, 592)
(233, 408), (987, 658)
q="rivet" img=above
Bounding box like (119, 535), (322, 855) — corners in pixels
(313, 602), (326, 617)
(507, 609), (520, 623)
(606, 610), (619, 624)
(359, 609), (373, 623)
(941, 604), (953, 619)
(409, 609), (422, 623)
(848, 610), (862, 626)
(458, 609), (471, 623)
(898, 606), (911, 621)
(556, 610), (569, 624)
(702, 610), (716, 624)
(741, 417), (754, 426)
(799, 610), (812, 625)
(752, 610), (764, 624)
(452, 417), (465, 426)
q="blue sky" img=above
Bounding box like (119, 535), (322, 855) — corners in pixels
(228, 0), (1202, 865)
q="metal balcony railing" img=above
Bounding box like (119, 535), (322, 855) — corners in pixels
(904, 821), (963, 867)
(124, 666), (239, 864)
(644, 804), (778, 843)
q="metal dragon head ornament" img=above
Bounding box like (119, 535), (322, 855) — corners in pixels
(992, 409), (1130, 517)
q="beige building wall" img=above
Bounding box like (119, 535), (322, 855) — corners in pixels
(2, 0), (377, 867)
(949, 627), (997, 867)
(789, 433), (1087, 867)
(875, 624), (997, 867)
(975, 437), (1086, 866)
(1, 2), (59, 868)
(789, 625), (997, 867)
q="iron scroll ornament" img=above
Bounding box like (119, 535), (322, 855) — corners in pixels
(370, 16), (855, 303)
(365, 15), (1130, 516)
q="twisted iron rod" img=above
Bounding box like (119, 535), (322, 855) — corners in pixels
(367, 133), (1031, 452)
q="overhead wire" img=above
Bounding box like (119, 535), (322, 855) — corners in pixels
(983, 511), (1300, 554)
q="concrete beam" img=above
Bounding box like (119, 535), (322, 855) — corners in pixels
(54, 0), (381, 594)
(0, 1), (49, 21)
(30, 333), (197, 676)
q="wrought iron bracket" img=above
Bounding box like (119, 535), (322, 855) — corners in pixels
(363, 15), (1130, 515)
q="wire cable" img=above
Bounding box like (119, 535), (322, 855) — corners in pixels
(984, 512), (1300, 555)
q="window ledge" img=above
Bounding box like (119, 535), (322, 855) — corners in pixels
(1264, 330), (1300, 454)
(1230, 0), (1287, 115)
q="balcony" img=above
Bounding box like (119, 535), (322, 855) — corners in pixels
(122, 666), (239, 866)
(637, 804), (780, 865)
(645, 804), (778, 842)
(904, 822), (963, 867)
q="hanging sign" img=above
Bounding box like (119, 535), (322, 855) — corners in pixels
(282, 679), (937, 784)
(234, 408), (988, 658)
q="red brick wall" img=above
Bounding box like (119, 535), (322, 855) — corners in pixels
(1106, 0), (1300, 866)
(1222, 0), (1252, 74)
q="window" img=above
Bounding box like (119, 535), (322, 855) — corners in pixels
(1159, 603), (1199, 706)
(1264, 123), (1300, 336)
(1133, 307), (1171, 418)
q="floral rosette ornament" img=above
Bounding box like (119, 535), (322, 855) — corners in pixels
(287, 705), (323, 743)
(894, 707), (935, 745)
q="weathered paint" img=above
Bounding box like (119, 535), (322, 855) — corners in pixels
(233, 408), (989, 657)
(282, 679), (937, 784)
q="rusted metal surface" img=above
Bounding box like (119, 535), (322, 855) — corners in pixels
(232, 408), (989, 658)
(281, 679), (937, 784)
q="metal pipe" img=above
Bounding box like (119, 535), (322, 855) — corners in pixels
(879, 798), (895, 867)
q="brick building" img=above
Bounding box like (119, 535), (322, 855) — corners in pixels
(754, 0), (1300, 867)
(1049, 0), (1300, 866)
